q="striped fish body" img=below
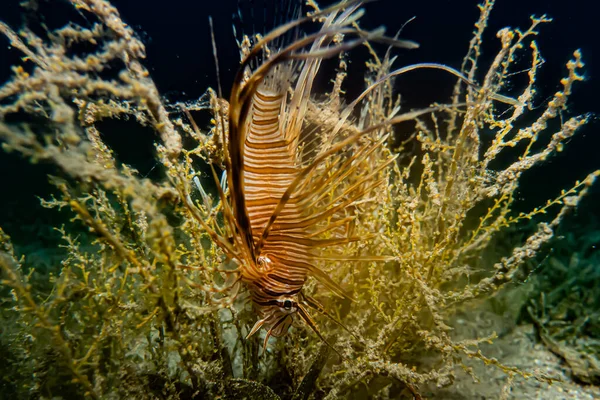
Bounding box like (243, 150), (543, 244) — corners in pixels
(241, 86), (310, 337)
(223, 1), (409, 345)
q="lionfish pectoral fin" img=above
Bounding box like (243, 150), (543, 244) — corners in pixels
(260, 315), (290, 356)
(246, 318), (267, 340)
(300, 292), (357, 340)
(262, 329), (273, 356)
(297, 304), (344, 359)
(306, 263), (356, 302)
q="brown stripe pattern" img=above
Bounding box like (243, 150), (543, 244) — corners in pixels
(241, 88), (310, 315)
(222, 1), (398, 350)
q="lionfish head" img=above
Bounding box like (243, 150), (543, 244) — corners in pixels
(254, 296), (300, 338)
(245, 294), (301, 353)
(246, 290), (349, 356)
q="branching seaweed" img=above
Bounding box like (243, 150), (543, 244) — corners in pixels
(0, 0), (597, 398)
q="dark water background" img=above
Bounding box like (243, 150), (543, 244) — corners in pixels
(0, 0), (597, 249)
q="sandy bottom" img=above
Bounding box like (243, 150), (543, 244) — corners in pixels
(423, 302), (600, 399)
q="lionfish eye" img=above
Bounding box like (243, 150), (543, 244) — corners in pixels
(282, 300), (292, 310)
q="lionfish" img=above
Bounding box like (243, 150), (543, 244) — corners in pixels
(189, 0), (513, 352)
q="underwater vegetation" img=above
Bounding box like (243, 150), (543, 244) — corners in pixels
(525, 220), (600, 386)
(0, 0), (598, 398)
